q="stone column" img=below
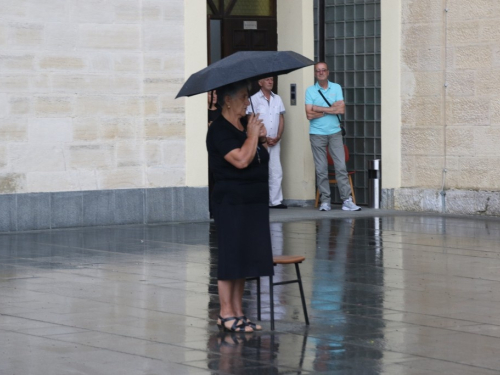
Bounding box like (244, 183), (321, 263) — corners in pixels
(184, 0), (208, 187)
(277, 0), (315, 205)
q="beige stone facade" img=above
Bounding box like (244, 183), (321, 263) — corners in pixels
(0, 0), (188, 194)
(383, 0), (500, 215)
(4, 0), (498, 229)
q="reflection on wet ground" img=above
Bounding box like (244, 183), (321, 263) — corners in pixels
(2, 213), (500, 374)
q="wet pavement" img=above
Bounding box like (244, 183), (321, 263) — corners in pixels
(1, 207), (500, 374)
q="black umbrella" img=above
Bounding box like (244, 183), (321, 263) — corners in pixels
(175, 50), (314, 99)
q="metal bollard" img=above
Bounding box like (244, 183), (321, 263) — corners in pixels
(368, 159), (381, 209)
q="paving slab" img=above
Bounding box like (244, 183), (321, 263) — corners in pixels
(1, 207), (500, 374)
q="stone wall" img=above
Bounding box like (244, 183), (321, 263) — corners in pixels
(0, 1), (210, 231)
(391, 0), (500, 215)
(0, 0), (186, 194)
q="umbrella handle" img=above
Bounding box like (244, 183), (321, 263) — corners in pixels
(249, 96), (255, 113)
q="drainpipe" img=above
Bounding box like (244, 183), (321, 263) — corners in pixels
(440, 1), (449, 213)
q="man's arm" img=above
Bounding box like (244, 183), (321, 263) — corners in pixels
(304, 87), (324, 120)
(311, 100), (345, 115)
(277, 113), (284, 139)
(305, 104), (325, 120)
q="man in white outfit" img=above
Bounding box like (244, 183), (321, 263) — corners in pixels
(247, 77), (287, 208)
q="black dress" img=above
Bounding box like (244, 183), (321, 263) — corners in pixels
(206, 115), (274, 280)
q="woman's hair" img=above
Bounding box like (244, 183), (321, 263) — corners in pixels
(217, 80), (250, 107)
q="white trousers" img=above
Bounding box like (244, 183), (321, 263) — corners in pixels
(268, 142), (283, 206)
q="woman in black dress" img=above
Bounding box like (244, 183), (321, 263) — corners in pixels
(208, 90), (221, 126)
(206, 80), (274, 333)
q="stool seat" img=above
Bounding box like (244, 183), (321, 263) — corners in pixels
(273, 255), (305, 264)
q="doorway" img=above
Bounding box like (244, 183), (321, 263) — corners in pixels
(207, 0), (278, 64)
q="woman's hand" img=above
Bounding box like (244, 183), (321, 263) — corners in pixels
(224, 113), (265, 168)
(246, 113), (264, 139)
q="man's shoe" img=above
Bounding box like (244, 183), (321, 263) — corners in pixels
(342, 197), (361, 211)
(270, 203), (287, 209)
(319, 203), (331, 211)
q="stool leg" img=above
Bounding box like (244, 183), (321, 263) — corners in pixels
(295, 263), (309, 325)
(269, 275), (275, 331)
(256, 277), (261, 321)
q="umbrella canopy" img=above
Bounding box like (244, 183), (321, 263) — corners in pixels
(176, 50), (314, 98)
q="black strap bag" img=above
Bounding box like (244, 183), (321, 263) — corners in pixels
(317, 90), (346, 137)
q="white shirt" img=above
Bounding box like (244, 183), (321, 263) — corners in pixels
(246, 90), (285, 138)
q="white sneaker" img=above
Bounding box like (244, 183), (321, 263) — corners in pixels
(342, 197), (361, 211)
(319, 202), (331, 211)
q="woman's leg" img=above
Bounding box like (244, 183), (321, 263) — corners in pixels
(218, 279), (235, 318)
(218, 279), (253, 332)
(232, 278), (246, 317)
(233, 278), (262, 331)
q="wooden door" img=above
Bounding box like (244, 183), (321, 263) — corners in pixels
(222, 18), (278, 95)
(222, 18), (277, 55)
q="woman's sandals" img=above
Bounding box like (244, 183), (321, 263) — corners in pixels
(217, 316), (253, 333)
(237, 315), (262, 331)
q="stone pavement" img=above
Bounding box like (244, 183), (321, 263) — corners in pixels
(1, 206), (500, 374)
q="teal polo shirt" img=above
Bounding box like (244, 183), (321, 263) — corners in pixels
(305, 81), (343, 135)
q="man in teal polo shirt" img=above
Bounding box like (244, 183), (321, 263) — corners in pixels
(305, 62), (361, 211)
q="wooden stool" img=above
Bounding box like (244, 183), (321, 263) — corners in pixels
(248, 255), (309, 330)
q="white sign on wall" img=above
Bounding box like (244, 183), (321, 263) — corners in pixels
(243, 21), (257, 30)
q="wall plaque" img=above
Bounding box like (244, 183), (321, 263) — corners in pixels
(243, 21), (257, 30)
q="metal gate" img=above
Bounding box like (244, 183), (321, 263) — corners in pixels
(314, 0), (381, 205)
